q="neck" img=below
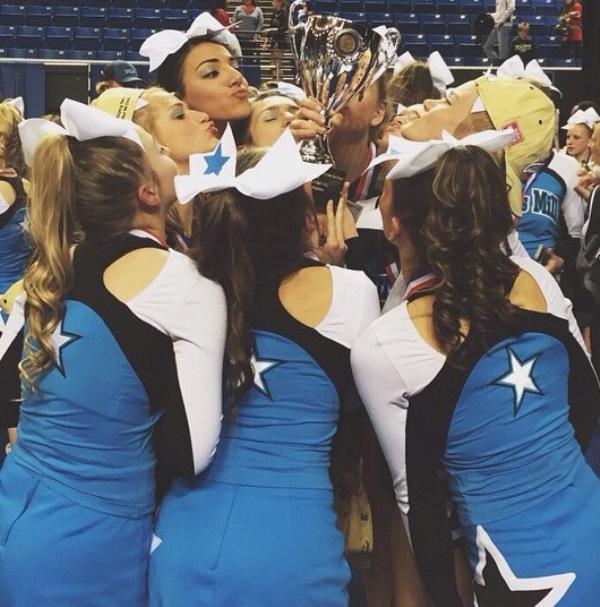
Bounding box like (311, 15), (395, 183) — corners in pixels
(395, 237), (421, 285)
(215, 120), (228, 138)
(330, 132), (372, 185)
(131, 209), (167, 242)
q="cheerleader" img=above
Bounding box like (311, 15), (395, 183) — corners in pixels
(0, 100), (226, 606)
(563, 108), (600, 169)
(140, 12), (249, 139)
(352, 142), (600, 606)
(93, 85), (221, 246)
(148, 131), (380, 606)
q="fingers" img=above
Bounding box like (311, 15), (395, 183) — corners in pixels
(335, 182), (349, 239)
(325, 200), (336, 244)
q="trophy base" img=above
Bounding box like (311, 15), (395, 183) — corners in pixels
(311, 166), (347, 212)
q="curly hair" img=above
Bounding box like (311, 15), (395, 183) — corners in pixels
(424, 146), (519, 354)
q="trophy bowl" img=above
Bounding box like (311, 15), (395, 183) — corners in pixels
(288, 0), (400, 165)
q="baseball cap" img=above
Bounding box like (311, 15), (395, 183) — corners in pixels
(100, 61), (144, 87)
(475, 76), (555, 215)
(91, 87), (148, 121)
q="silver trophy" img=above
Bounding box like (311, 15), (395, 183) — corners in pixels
(288, 0), (400, 165)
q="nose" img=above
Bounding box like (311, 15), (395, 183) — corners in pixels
(422, 98), (443, 112)
(227, 65), (245, 87)
(190, 110), (211, 124)
(283, 111), (295, 127)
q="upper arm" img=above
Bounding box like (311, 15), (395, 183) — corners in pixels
(0, 182), (16, 213)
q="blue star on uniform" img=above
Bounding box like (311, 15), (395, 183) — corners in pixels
(51, 319), (81, 377)
(250, 350), (284, 400)
(203, 143), (230, 175)
(493, 347), (542, 416)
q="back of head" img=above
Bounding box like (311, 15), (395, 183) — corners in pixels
(22, 134), (149, 389)
(475, 76), (555, 215)
(0, 101), (25, 174)
(388, 62), (439, 108)
(424, 146), (518, 354)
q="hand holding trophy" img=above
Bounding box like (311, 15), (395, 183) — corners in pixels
(288, 0), (400, 207)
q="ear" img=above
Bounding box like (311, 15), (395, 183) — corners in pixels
(385, 215), (402, 244)
(137, 180), (161, 209)
(370, 102), (387, 129)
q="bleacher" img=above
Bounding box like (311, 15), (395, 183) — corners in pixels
(0, 0), (577, 67)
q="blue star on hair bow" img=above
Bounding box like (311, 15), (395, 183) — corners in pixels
(203, 143), (230, 175)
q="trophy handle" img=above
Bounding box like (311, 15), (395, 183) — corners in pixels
(288, 0), (309, 32)
(384, 28), (401, 54)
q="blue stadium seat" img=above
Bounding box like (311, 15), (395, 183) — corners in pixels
(66, 49), (96, 60)
(538, 43), (562, 58)
(8, 48), (38, 59)
(111, 0), (138, 7)
(126, 50), (144, 61)
(134, 8), (163, 29)
(97, 50), (126, 61)
(313, 0), (337, 14)
(515, 0), (534, 13)
(45, 26), (73, 49)
(460, 0), (488, 15)
(547, 57), (580, 67)
(436, 0), (461, 13)
(339, 11), (368, 24)
(470, 56), (493, 66)
(369, 12), (394, 26)
(241, 64), (262, 87)
(402, 33), (428, 56)
(429, 33), (455, 55)
(73, 27), (101, 50)
(108, 7), (135, 27)
(459, 40), (481, 57)
(17, 26), (45, 49)
(80, 7), (107, 27)
(529, 13), (551, 34)
(136, 0), (164, 7)
(0, 5), (27, 26)
(387, 1), (412, 13)
(533, 0), (560, 15)
(26, 5), (53, 26)
(445, 13), (471, 34)
(162, 8), (191, 30)
(338, 0), (363, 13)
(0, 26), (18, 47)
(455, 33), (479, 45)
(39, 48), (68, 59)
(363, 1), (388, 12)
(411, 0), (436, 13)
(0, 49), (7, 59)
(448, 56), (465, 65)
(103, 28), (131, 51)
(394, 13), (421, 34)
(420, 13), (446, 34)
(130, 28), (155, 48)
(53, 6), (81, 27)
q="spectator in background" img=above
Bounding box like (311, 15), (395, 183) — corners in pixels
(261, 0), (288, 80)
(559, 0), (583, 58)
(233, 0), (264, 32)
(509, 22), (536, 64)
(483, 0), (516, 62)
(211, 0), (231, 27)
(95, 61), (145, 96)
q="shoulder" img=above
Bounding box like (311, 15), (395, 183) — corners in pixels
(510, 254), (569, 319)
(329, 264), (376, 294)
(548, 151), (580, 184)
(0, 181), (16, 208)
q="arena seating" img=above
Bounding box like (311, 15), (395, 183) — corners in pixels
(0, 0), (577, 67)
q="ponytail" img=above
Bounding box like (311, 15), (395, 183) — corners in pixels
(20, 135), (78, 389)
(193, 191), (254, 409)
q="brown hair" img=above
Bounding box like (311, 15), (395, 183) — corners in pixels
(387, 61), (440, 108)
(21, 135), (150, 389)
(192, 147), (314, 409)
(424, 146), (519, 354)
(0, 101), (25, 174)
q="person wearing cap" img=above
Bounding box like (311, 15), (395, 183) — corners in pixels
(483, 0), (516, 62)
(352, 141), (600, 607)
(95, 61), (145, 96)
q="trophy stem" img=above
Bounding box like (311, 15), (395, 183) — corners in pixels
(298, 134), (334, 165)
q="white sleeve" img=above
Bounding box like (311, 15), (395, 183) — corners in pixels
(512, 254), (588, 354)
(351, 323), (411, 513)
(550, 152), (584, 239)
(127, 252), (226, 475)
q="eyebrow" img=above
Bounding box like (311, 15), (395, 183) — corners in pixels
(195, 58), (220, 70)
(259, 103), (298, 116)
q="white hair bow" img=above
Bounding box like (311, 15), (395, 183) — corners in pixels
(6, 97), (24, 116)
(175, 127), (331, 203)
(562, 107), (600, 131)
(392, 51), (454, 95)
(140, 12), (241, 72)
(270, 82), (306, 102)
(392, 51), (416, 75)
(367, 128), (515, 180)
(18, 98), (142, 167)
(496, 56), (560, 95)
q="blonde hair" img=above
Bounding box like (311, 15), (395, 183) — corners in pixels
(0, 101), (25, 174)
(20, 134), (151, 389)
